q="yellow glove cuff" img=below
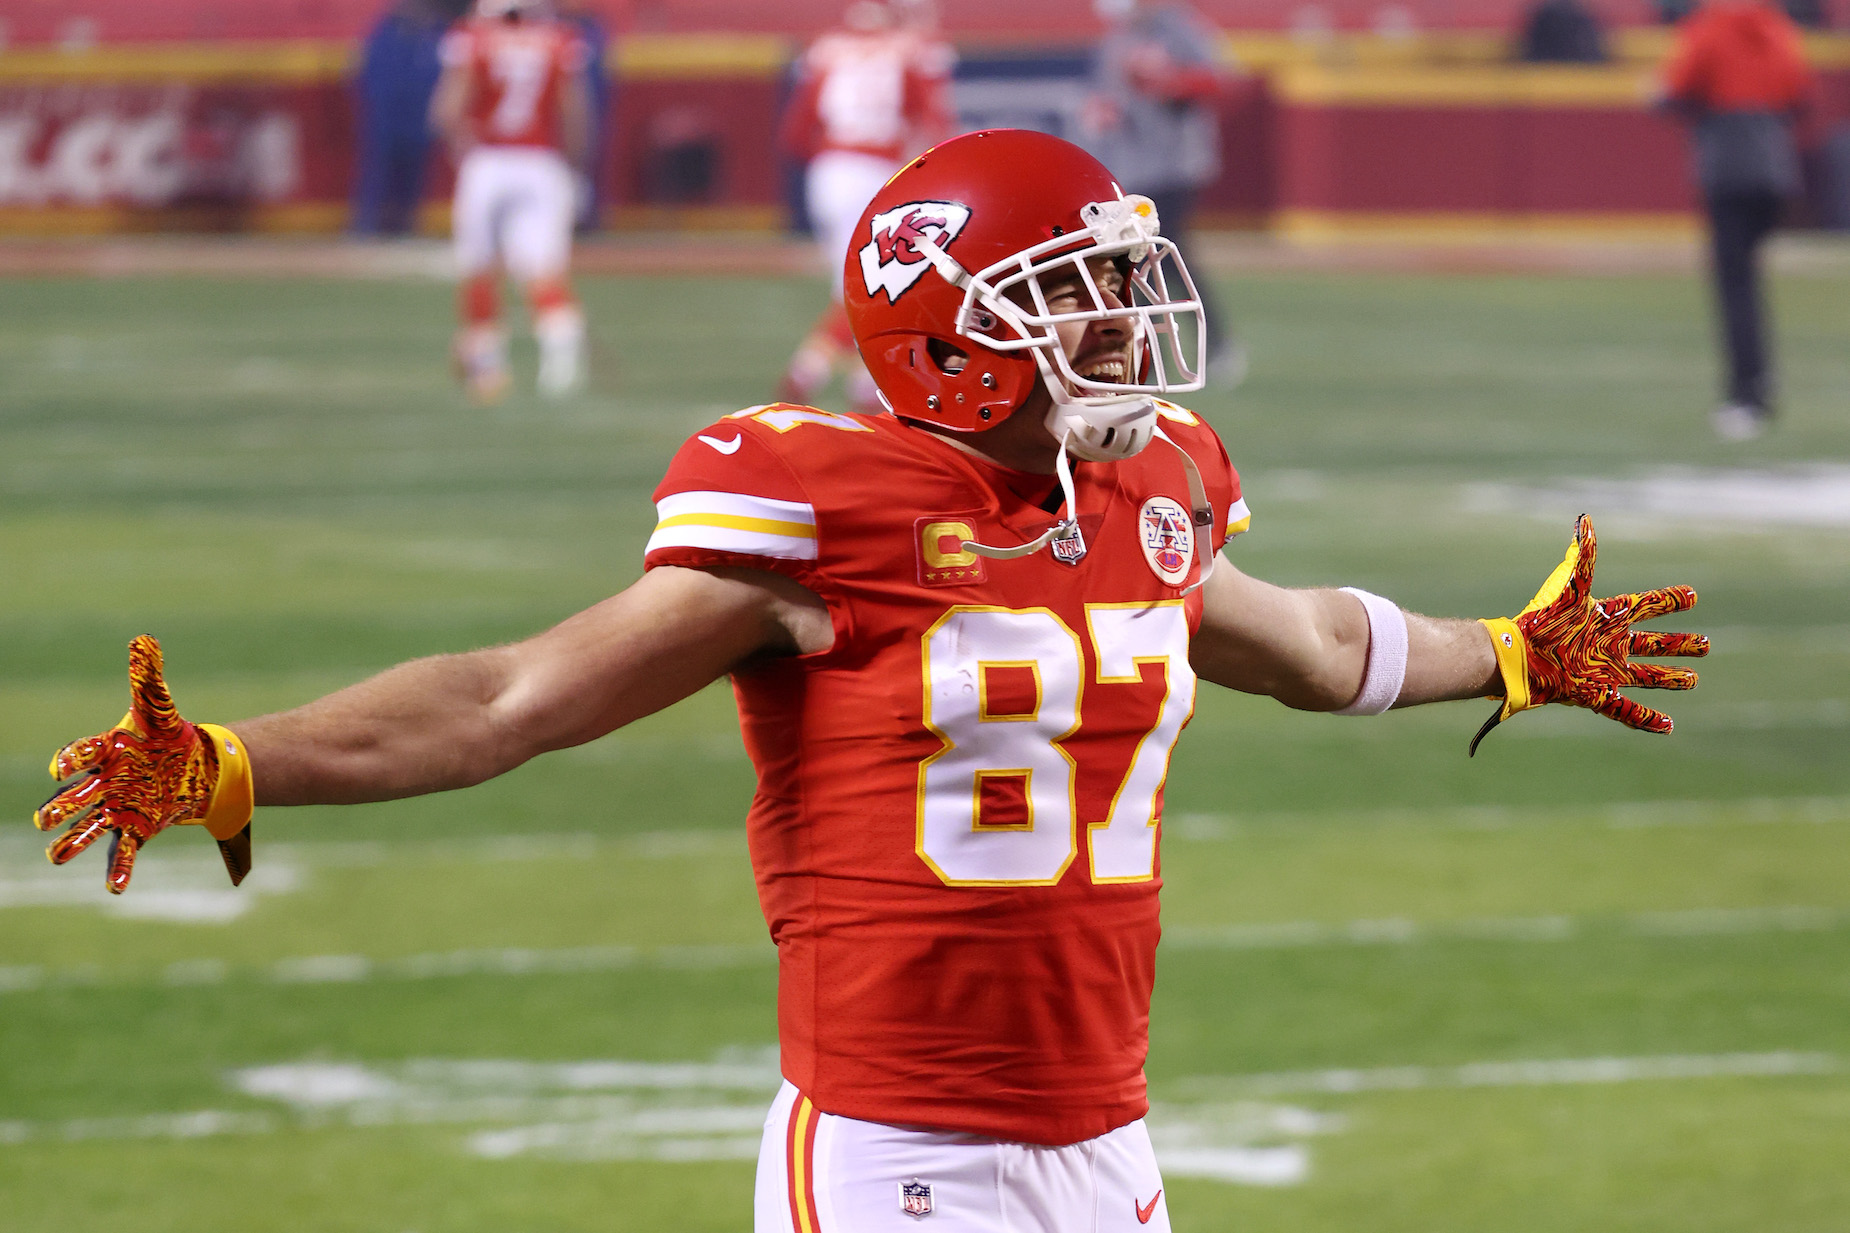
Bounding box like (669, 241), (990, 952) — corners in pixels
(1479, 617), (1531, 722)
(196, 724), (255, 841)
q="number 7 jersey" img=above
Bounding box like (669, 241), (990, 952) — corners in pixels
(644, 404), (1250, 1147)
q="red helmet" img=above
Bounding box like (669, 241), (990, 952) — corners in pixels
(842, 129), (1205, 461)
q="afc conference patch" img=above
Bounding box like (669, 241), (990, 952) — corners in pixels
(899, 1177), (934, 1218)
(1139, 495), (1194, 586)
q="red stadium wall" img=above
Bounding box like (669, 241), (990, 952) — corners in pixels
(0, 30), (1845, 237)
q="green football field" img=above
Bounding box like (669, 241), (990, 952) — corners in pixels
(2, 245), (1848, 1232)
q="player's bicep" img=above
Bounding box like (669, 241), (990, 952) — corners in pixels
(493, 565), (827, 755)
(1189, 561), (1367, 710)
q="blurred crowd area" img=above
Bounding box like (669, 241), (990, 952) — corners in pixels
(1, 1), (1848, 42)
(0, 0), (1846, 237)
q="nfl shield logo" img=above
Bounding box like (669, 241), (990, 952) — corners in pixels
(899, 1178), (934, 1218)
(1050, 522), (1087, 566)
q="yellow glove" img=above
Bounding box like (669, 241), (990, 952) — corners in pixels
(33, 636), (253, 892)
(1472, 515), (1709, 755)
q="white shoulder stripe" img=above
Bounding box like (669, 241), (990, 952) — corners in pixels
(655, 490), (815, 525)
(1227, 497), (1252, 535)
(647, 490), (819, 561)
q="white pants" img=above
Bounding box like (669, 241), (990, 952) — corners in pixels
(806, 150), (901, 300)
(756, 1083), (1172, 1233)
(452, 145), (575, 282)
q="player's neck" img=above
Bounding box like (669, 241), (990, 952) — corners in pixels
(918, 399), (1062, 476)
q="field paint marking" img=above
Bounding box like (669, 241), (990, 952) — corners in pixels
(0, 1110), (275, 1146)
(1463, 465), (1850, 530)
(1169, 794), (1850, 839)
(1177, 1051), (1840, 1099)
(0, 851), (301, 923)
(223, 1054), (1334, 1183)
(1, 903), (1838, 999)
(1167, 905), (1847, 950)
(0, 940), (775, 998)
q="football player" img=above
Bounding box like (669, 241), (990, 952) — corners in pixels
(33, 131), (1706, 1231)
(432, 0), (593, 401)
(776, 0), (955, 413)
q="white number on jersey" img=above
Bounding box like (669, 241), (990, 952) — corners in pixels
(487, 42), (550, 138)
(916, 603), (1195, 887)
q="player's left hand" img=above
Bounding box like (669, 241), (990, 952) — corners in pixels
(33, 635), (254, 892)
(1472, 515), (1709, 755)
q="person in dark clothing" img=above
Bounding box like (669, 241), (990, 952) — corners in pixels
(558, 0), (612, 232)
(1519, 0), (1609, 63)
(1661, 0), (1815, 440)
(1085, 0), (1245, 387)
(351, 0), (454, 235)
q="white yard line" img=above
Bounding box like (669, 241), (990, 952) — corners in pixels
(1177, 1051), (1840, 1099)
(1169, 794), (1850, 838)
(1462, 465), (1850, 531)
(1165, 904), (1849, 950)
(0, 903), (1835, 1000)
(0, 940), (775, 997)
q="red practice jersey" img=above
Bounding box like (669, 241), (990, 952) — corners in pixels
(644, 404), (1251, 1146)
(779, 28), (955, 163)
(1663, 2), (1813, 113)
(440, 16), (588, 151)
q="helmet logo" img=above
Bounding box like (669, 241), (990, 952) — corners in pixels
(1139, 496), (1194, 586)
(859, 201), (971, 302)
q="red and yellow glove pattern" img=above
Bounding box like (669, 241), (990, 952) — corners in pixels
(1471, 515), (1709, 755)
(33, 636), (254, 892)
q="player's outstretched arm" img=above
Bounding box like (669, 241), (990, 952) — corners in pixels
(239, 565), (828, 804)
(1190, 515), (1707, 747)
(33, 566), (828, 889)
(1189, 562), (1498, 712)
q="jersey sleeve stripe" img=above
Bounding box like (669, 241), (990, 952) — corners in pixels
(1227, 497), (1252, 535)
(647, 490), (820, 560)
(656, 512), (818, 539)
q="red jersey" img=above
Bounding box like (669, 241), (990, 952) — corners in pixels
(779, 28), (955, 163)
(1663, 2), (1813, 113)
(440, 16), (588, 151)
(644, 403), (1250, 1146)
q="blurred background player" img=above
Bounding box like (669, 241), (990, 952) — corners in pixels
(432, 0), (593, 401)
(1085, 0), (1244, 386)
(1660, 0), (1815, 441)
(775, 0), (954, 412)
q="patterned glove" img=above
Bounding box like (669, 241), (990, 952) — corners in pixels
(33, 636), (254, 892)
(1471, 515), (1709, 755)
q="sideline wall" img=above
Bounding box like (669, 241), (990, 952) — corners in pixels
(0, 31), (1845, 239)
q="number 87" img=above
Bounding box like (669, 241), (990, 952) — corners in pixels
(917, 603), (1195, 887)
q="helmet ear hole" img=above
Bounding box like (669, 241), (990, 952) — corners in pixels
(926, 339), (969, 375)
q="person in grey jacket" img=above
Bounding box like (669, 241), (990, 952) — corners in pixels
(1660, 0), (1815, 440)
(1084, 0), (1244, 386)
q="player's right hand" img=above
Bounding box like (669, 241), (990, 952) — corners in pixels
(33, 636), (254, 893)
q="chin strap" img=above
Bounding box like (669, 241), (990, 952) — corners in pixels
(959, 435), (1085, 561)
(1155, 426), (1218, 597)
(957, 428), (1219, 596)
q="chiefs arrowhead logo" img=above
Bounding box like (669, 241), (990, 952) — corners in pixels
(859, 200), (971, 302)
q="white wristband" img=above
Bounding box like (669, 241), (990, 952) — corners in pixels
(1334, 587), (1408, 716)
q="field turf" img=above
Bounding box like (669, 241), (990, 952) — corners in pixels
(2, 248), (1848, 1232)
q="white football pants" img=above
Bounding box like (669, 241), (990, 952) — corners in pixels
(805, 149), (901, 300)
(756, 1083), (1172, 1233)
(452, 145), (575, 282)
